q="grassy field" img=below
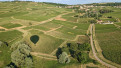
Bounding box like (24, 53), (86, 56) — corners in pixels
(0, 23), (22, 29)
(115, 22), (121, 26)
(24, 30), (64, 54)
(0, 45), (11, 68)
(0, 30), (23, 68)
(0, 1), (71, 25)
(62, 13), (78, 22)
(33, 56), (79, 68)
(0, 30), (23, 43)
(95, 24), (121, 65)
(45, 20), (89, 40)
(23, 20), (62, 31)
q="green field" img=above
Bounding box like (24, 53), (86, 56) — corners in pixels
(0, 30), (23, 43)
(1, 1), (121, 68)
(115, 22), (121, 26)
(24, 30), (64, 54)
(62, 13), (78, 22)
(0, 23), (22, 29)
(95, 24), (121, 65)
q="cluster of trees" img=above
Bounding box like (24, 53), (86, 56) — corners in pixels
(5, 41), (33, 68)
(93, 3), (121, 6)
(57, 42), (96, 64)
(89, 19), (97, 24)
(76, 11), (102, 19)
(99, 9), (113, 14)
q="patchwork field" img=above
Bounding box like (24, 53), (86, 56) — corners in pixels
(0, 23), (22, 29)
(1, 1), (121, 68)
(95, 24), (121, 65)
(0, 30), (23, 43)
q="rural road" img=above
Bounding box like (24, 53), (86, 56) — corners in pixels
(90, 24), (117, 68)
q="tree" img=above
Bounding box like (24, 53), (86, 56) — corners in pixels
(89, 20), (97, 23)
(77, 52), (89, 64)
(58, 52), (70, 64)
(24, 57), (33, 68)
(11, 42), (33, 68)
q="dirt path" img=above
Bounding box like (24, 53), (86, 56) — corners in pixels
(0, 26), (8, 30)
(31, 52), (57, 60)
(90, 24), (116, 68)
(73, 26), (77, 29)
(30, 12), (73, 27)
(72, 35), (85, 41)
(8, 36), (21, 43)
(45, 25), (63, 33)
(87, 24), (91, 35)
(50, 41), (67, 55)
(114, 24), (121, 29)
(55, 15), (66, 21)
(31, 52), (56, 58)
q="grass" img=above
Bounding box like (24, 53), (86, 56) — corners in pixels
(24, 30), (64, 54)
(0, 30), (23, 43)
(0, 1), (94, 68)
(0, 45), (11, 68)
(33, 56), (78, 68)
(95, 24), (119, 33)
(115, 22), (121, 26)
(42, 20), (89, 40)
(23, 21), (62, 31)
(23, 25), (50, 31)
(62, 17), (78, 22)
(49, 20), (90, 30)
(47, 26), (86, 40)
(0, 23), (22, 29)
(95, 24), (121, 65)
(76, 36), (90, 44)
(103, 8), (121, 21)
(62, 13), (78, 22)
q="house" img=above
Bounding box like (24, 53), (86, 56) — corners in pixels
(102, 21), (114, 24)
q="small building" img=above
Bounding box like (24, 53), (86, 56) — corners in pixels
(102, 21), (114, 24)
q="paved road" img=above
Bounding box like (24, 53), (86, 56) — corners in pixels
(90, 24), (117, 68)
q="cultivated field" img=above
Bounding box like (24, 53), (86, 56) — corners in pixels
(95, 24), (121, 65)
(0, 1), (92, 68)
(1, 1), (121, 68)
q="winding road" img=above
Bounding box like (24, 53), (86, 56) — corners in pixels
(90, 24), (117, 68)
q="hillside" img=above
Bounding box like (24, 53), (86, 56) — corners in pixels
(0, 1), (121, 68)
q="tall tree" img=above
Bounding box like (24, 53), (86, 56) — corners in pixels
(11, 42), (33, 68)
(58, 52), (70, 63)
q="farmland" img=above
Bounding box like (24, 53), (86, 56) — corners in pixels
(0, 1), (93, 68)
(0, 1), (121, 68)
(95, 24), (121, 65)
